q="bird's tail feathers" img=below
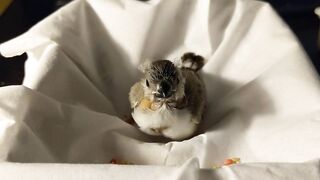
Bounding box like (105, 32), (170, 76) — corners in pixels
(180, 52), (205, 72)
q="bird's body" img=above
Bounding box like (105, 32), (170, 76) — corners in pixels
(129, 52), (206, 140)
(132, 100), (195, 139)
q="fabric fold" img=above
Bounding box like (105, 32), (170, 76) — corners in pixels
(0, 0), (320, 179)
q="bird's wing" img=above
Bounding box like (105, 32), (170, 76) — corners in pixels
(129, 82), (144, 108)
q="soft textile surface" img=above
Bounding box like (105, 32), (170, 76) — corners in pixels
(1, 0), (320, 179)
(1, 160), (320, 180)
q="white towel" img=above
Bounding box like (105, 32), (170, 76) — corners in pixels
(0, 0), (320, 179)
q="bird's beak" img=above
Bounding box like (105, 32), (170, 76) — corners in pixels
(155, 81), (173, 98)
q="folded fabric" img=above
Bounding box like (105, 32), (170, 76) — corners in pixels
(1, 160), (320, 180)
(0, 0), (320, 179)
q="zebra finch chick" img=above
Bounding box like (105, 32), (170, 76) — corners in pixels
(129, 52), (206, 140)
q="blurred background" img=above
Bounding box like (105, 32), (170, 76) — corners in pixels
(0, 0), (320, 87)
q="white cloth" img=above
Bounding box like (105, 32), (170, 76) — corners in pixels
(1, 0), (320, 179)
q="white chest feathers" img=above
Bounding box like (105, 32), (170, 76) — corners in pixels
(132, 105), (197, 140)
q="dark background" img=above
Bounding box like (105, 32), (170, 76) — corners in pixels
(1, 0), (320, 87)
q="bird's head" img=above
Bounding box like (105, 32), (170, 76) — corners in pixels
(139, 60), (185, 102)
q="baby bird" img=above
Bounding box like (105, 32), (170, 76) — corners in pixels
(129, 52), (206, 140)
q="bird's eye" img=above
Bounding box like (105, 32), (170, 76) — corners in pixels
(146, 79), (150, 87)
